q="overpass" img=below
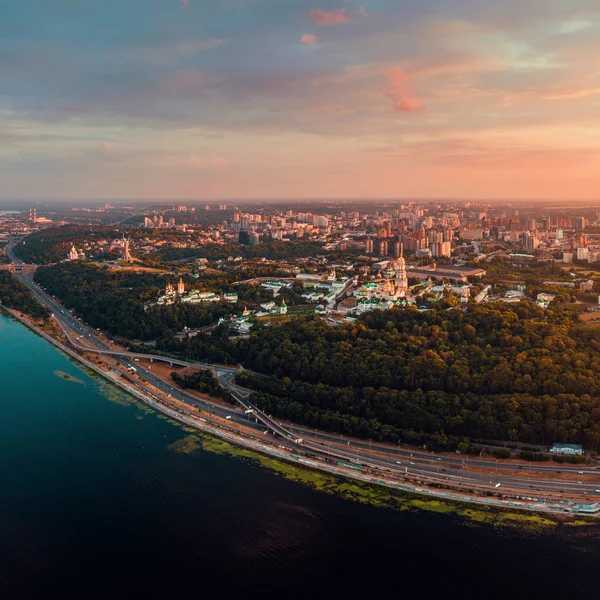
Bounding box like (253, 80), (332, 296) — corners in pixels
(6, 236), (600, 508)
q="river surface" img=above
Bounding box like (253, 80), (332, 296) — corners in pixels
(1, 313), (599, 599)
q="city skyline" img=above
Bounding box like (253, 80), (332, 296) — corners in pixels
(2, 1), (600, 200)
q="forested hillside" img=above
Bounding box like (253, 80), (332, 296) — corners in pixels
(0, 272), (49, 319)
(14, 225), (123, 264)
(35, 263), (233, 340)
(235, 303), (600, 450)
(32, 259), (600, 450)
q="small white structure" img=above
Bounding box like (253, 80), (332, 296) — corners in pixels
(550, 443), (583, 456)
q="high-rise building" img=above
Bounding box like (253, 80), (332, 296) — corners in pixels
(29, 207), (37, 222)
(430, 241), (452, 258)
(522, 232), (539, 252)
(577, 247), (589, 261)
(365, 238), (374, 254)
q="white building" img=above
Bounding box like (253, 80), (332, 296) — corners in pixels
(550, 443), (583, 456)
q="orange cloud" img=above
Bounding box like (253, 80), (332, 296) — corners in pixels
(300, 33), (318, 45)
(306, 9), (351, 26)
(383, 68), (423, 112)
(544, 88), (600, 100)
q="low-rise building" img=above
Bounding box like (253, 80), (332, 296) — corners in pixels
(550, 443), (583, 456)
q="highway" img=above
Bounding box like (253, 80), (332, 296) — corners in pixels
(5, 238), (600, 507)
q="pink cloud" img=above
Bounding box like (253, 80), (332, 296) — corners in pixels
(306, 9), (351, 26)
(306, 7), (369, 26)
(383, 68), (423, 112)
(300, 33), (318, 45)
(180, 0), (190, 5)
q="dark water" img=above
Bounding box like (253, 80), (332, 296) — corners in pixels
(0, 314), (599, 599)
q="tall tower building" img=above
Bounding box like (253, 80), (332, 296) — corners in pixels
(177, 278), (185, 295)
(394, 245), (408, 295)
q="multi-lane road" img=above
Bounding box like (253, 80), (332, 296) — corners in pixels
(5, 239), (600, 508)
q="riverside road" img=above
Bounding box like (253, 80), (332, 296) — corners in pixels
(6, 240), (600, 508)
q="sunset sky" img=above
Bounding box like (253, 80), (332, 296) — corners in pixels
(2, 0), (600, 200)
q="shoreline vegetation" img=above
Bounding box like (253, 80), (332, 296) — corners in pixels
(1, 305), (598, 529)
(172, 432), (597, 534)
(53, 370), (84, 384)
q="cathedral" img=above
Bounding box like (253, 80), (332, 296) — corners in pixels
(379, 251), (408, 300)
(355, 247), (410, 305)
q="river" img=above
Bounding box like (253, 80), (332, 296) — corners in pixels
(0, 313), (599, 598)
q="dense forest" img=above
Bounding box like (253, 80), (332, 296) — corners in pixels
(171, 370), (231, 401)
(14, 225), (125, 264)
(34, 263), (234, 340)
(30, 258), (600, 450)
(230, 303), (600, 450)
(148, 240), (327, 263)
(33, 263), (309, 342)
(0, 272), (49, 319)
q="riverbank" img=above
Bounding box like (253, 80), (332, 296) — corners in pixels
(2, 305), (598, 524)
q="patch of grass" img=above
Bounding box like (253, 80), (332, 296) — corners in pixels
(169, 435), (203, 455)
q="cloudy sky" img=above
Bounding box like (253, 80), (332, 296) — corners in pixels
(2, 0), (600, 200)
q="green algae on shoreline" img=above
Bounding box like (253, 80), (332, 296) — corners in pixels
(92, 377), (154, 414)
(54, 370), (84, 384)
(192, 434), (598, 534)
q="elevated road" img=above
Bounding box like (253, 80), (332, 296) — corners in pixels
(5, 240), (600, 508)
